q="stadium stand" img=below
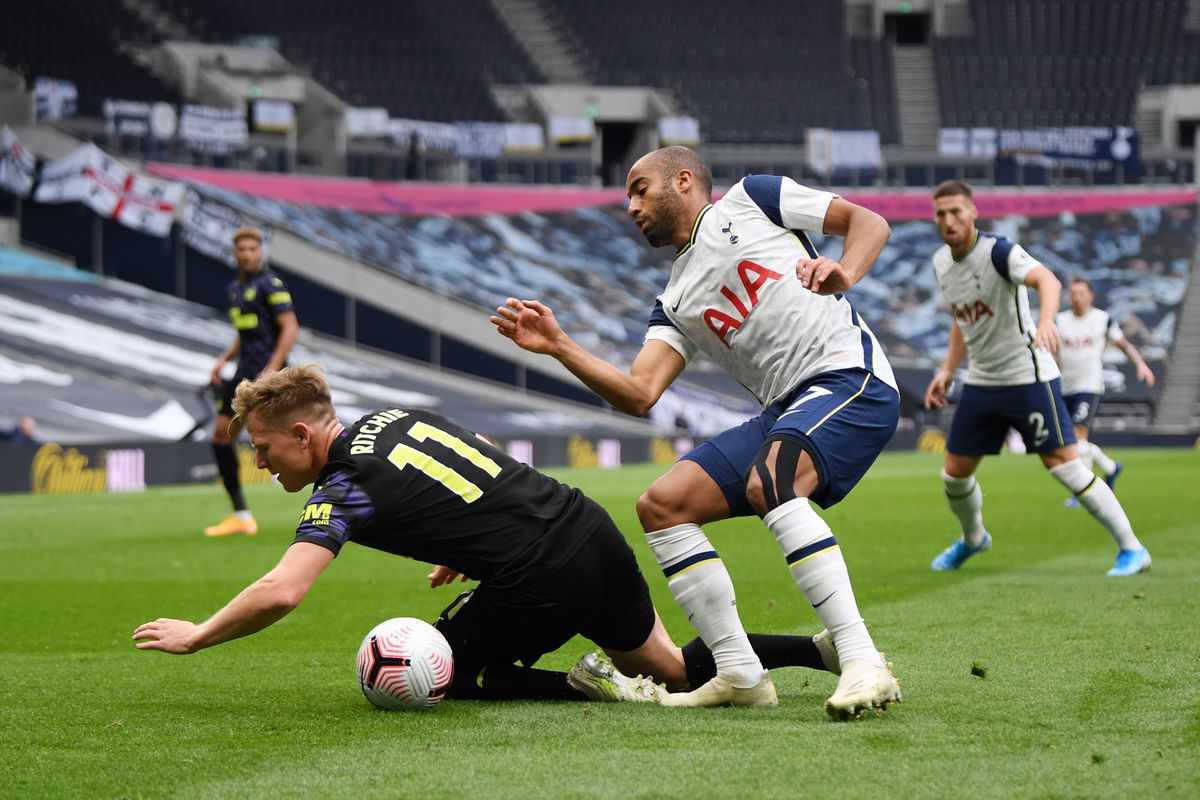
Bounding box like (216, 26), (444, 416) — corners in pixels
(0, 0), (181, 115)
(542, 0), (878, 144)
(157, 0), (545, 121)
(0, 244), (661, 444)
(934, 0), (1200, 128)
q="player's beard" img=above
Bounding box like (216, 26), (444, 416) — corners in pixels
(644, 187), (687, 249)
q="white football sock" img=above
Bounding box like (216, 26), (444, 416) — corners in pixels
(1088, 441), (1117, 476)
(1077, 440), (1096, 471)
(1049, 459), (1141, 551)
(235, 510), (254, 521)
(645, 524), (763, 687)
(942, 470), (987, 547)
(764, 498), (883, 667)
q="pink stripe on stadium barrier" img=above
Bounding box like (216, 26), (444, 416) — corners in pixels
(148, 163), (1195, 219)
(147, 163), (629, 216)
(839, 190), (1198, 221)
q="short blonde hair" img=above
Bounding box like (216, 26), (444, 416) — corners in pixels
(232, 363), (335, 427)
(232, 225), (264, 245)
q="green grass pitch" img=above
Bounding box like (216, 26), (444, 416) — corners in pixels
(1, 450), (1197, 798)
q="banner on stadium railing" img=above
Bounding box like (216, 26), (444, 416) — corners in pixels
(103, 99), (178, 140)
(388, 118), (459, 152)
(33, 144), (185, 237)
(548, 115), (595, 144)
(33, 77), (77, 121)
(180, 190), (271, 265)
(658, 116), (701, 146)
(251, 99), (295, 133)
(179, 105), (249, 154)
(992, 127), (1140, 182)
(0, 126), (36, 197)
(806, 129), (882, 175)
(937, 127), (998, 158)
(503, 123), (545, 154)
(346, 107), (390, 139)
(452, 123), (507, 158)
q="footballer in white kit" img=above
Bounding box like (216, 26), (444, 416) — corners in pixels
(494, 146), (902, 718)
(1056, 277), (1155, 491)
(924, 180), (1150, 578)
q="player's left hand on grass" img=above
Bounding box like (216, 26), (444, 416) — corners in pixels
(797, 256), (852, 295)
(428, 565), (468, 588)
(132, 618), (199, 654)
(1034, 320), (1060, 356)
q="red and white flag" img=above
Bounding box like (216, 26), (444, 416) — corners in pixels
(0, 126), (37, 197)
(34, 144), (184, 237)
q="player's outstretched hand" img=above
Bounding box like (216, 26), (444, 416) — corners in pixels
(133, 618), (199, 654)
(925, 368), (952, 409)
(797, 256), (852, 295)
(491, 298), (564, 355)
(1136, 362), (1156, 387)
(427, 565), (468, 589)
(1034, 320), (1060, 356)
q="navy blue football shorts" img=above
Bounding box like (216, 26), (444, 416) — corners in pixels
(1063, 392), (1101, 429)
(682, 368), (899, 514)
(947, 379), (1076, 456)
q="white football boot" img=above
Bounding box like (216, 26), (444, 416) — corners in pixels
(659, 670), (778, 708)
(824, 659), (902, 720)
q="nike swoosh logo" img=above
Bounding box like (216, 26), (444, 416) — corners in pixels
(671, 296), (683, 312)
(813, 591), (837, 608)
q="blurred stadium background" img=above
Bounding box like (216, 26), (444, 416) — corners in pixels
(1, 0), (1198, 493)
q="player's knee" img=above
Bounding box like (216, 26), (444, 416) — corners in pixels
(743, 471), (768, 517)
(636, 484), (686, 532)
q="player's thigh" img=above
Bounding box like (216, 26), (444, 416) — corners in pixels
(569, 517), (659, 655)
(755, 369), (900, 510)
(1006, 380), (1075, 454)
(212, 412), (240, 444)
(652, 408), (778, 524)
(638, 455), (735, 530)
(946, 384), (1011, 457)
(1064, 392), (1099, 433)
(433, 585), (575, 677)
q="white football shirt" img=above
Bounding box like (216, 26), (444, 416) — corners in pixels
(644, 175), (896, 407)
(932, 232), (1059, 386)
(1057, 307), (1123, 395)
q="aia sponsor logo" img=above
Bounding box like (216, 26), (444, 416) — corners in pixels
(703, 260), (782, 347)
(952, 300), (995, 324)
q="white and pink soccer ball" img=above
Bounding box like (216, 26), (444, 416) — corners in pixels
(355, 617), (454, 711)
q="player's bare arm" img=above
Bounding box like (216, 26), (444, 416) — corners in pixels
(925, 323), (968, 409)
(797, 198), (890, 295)
(133, 542), (333, 654)
(1115, 338), (1156, 386)
(261, 310), (299, 375)
(492, 297), (685, 416)
(1024, 266), (1062, 355)
(211, 337), (241, 385)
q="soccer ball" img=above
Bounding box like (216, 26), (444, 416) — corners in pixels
(355, 617), (455, 711)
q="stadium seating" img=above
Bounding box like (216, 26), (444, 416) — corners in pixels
(934, 0), (1200, 128)
(0, 0), (181, 114)
(167, 179), (1193, 395)
(157, 0), (545, 122)
(542, 0), (879, 143)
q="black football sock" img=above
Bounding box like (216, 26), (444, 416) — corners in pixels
(447, 663), (588, 702)
(682, 633), (826, 687)
(212, 442), (247, 512)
